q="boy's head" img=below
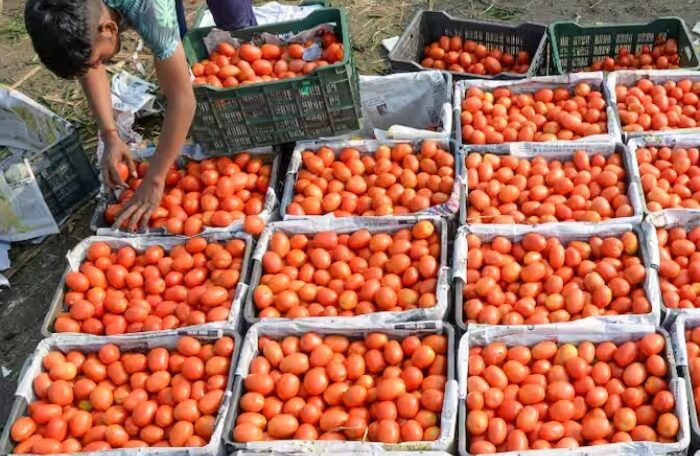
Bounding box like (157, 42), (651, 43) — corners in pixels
(25, 0), (121, 79)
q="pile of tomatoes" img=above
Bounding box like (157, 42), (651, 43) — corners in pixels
(466, 151), (634, 224)
(106, 154), (269, 236)
(588, 38), (682, 71)
(286, 141), (455, 217)
(420, 35), (531, 75)
(636, 146), (700, 211)
(467, 334), (680, 453)
(460, 82), (609, 145)
(657, 226), (700, 309)
(192, 32), (344, 88)
(463, 231), (652, 325)
(54, 237), (245, 334)
(10, 336), (235, 452)
(232, 331), (448, 443)
(615, 78), (700, 132)
(253, 220), (441, 319)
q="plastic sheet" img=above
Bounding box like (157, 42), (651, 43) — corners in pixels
(226, 320), (457, 453)
(0, 86), (77, 241)
(243, 215), (450, 326)
(194, 1), (324, 29)
(358, 71), (452, 141)
(458, 320), (690, 456)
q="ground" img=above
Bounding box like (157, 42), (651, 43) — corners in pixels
(0, 0), (697, 429)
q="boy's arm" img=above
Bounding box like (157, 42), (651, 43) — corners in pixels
(81, 67), (136, 188)
(114, 43), (196, 230)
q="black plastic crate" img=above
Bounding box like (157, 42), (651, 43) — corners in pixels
(183, 8), (361, 154)
(388, 10), (548, 80)
(27, 129), (98, 224)
(550, 17), (700, 74)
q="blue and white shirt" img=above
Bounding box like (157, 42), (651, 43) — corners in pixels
(105, 0), (180, 60)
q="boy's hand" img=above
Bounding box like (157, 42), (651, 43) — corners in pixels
(102, 131), (136, 188)
(113, 176), (164, 231)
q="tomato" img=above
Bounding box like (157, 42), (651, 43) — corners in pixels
(65, 272), (90, 292)
(11, 417), (37, 442)
(233, 422), (263, 442)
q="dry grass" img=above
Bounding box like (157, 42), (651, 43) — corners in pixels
(333, 0), (426, 74)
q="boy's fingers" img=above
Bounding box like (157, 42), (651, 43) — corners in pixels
(124, 152), (138, 178)
(128, 205), (149, 232)
(140, 206), (155, 230)
(113, 202), (138, 230)
(101, 161), (114, 188)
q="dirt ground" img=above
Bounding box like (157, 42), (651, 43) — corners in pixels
(0, 0), (698, 429)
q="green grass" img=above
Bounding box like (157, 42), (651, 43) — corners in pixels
(0, 16), (28, 43)
(483, 5), (522, 21)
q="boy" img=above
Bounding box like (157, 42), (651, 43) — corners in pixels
(24, 0), (255, 230)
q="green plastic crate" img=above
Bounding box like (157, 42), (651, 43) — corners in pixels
(549, 17), (700, 74)
(183, 8), (361, 154)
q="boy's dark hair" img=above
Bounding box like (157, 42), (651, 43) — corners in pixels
(24, 0), (102, 79)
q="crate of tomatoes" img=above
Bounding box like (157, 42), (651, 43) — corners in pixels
(646, 212), (700, 317)
(243, 216), (450, 324)
(280, 139), (460, 219)
(608, 70), (700, 141)
(41, 233), (253, 336)
(0, 327), (240, 455)
(460, 320), (690, 455)
(90, 145), (280, 238)
(458, 141), (645, 226)
(452, 220), (661, 331)
(454, 72), (621, 150)
(549, 17), (700, 75)
(627, 134), (700, 218)
(183, 8), (361, 153)
(388, 10), (548, 80)
(225, 320), (457, 452)
(671, 313), (700, 453)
